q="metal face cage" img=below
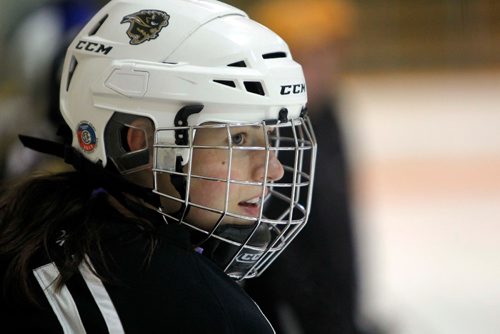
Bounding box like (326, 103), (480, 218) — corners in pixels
(152, 116), (317, 280)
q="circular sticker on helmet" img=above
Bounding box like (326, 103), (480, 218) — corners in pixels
(76, 122), (97, 153)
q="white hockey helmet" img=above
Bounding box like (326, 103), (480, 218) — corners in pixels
(60, 0), (317, 280)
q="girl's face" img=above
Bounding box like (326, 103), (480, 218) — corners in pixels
(158, 125), (284, 230)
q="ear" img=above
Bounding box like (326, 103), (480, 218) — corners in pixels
(126, 119), (149, 152)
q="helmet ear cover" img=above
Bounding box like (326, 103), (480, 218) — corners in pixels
(104, 113), (154, 174)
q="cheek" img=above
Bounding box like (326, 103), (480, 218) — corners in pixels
(187, 168), (242, 228)
(190, 178), (224, 206)
(188, 149), (252, 212)
(189, 165), (244, 208)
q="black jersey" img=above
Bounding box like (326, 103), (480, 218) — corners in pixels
(0, 215), (275, 333)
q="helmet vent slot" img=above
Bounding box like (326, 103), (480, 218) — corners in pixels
(227, 61), (247, 68)
(88, 14), (109, 36)
(262, 52), (287, 59)
(244, 81), (265, 96)
(213, 80), (236, 88)
(66, 56), (78, 91)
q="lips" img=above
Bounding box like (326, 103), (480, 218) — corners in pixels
(237, 188), (269, 217)
(239, 196), (260, 205)
(238, 196), (263, 217)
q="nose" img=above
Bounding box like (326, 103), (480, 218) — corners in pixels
(253, 150), (284, 182)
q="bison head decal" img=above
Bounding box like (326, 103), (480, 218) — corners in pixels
(121, 9), (170, 45)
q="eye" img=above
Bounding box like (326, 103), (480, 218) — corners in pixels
(231, 132), (246, 145)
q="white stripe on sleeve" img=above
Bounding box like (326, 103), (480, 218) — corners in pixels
(79, 256), (125, 333)
(33, 262), (87, 334)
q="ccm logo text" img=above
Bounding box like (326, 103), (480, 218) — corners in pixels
(236, 252), (263, 264)
(280, 83), (306, 95)
(76, 40), (113, 55)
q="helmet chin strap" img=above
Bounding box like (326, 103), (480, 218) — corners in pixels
(18, 135), (162, 210)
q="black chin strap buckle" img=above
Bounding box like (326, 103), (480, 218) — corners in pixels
(278, 108), (288, 123)
(174, 105), (203, 145)
(169, 105), (204, 222)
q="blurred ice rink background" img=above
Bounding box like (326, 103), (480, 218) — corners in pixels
(340, 69), (500, 333)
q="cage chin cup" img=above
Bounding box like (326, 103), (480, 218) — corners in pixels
(197, 224), (271, 278)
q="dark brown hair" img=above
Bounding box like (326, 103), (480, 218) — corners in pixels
(0, 171), (156, 304)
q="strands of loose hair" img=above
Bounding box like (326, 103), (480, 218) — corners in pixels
(0, 171), (158, 305)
